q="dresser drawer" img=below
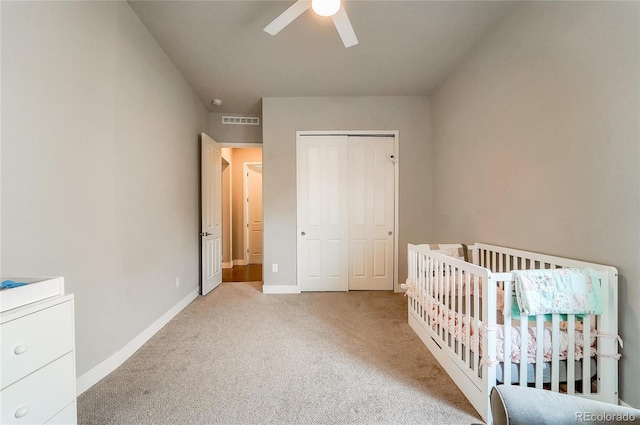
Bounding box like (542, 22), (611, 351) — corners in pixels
(0, 352), (75, 425)
(44, 401), (77, 425)
(1, 300), (74, 389)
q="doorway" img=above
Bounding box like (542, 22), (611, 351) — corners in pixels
(220, 146), (263, 283)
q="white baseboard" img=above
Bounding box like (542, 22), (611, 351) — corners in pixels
(222, 262), (232, 269)
(262, 284), (301, 294)
(76, 288), (198, 395)
(619, 399), (635, 408)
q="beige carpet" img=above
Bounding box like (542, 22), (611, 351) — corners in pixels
(78, 282), (482, 425)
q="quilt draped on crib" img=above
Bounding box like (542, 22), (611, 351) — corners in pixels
(512, 268), (602, 316)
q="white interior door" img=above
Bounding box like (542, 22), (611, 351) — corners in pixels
(201, 133), (223, 295)
(246, 164), (263, 264)
(297, 135), (349, 291)
(348, 136), (395, 290)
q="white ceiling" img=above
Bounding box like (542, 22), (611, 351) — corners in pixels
(128, 1), (518, 115)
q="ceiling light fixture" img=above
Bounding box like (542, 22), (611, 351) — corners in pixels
(311, 0), (341, 17)
(264, 0), (358, 48)
(211, 99), (223, 106)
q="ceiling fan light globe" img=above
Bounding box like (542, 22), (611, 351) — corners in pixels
(311, 0), (341, 17)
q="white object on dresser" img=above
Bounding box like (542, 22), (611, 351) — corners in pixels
(0, 276), (65, 313)
(1, 293), (77, 425)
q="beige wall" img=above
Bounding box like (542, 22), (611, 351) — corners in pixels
(1, 1), (208, 377)
(431, 1), (639, 406)
(208, 113), (262, 144)
(262, 96), (432, 290)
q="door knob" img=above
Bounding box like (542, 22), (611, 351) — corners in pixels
(200, 232), (212, 237)
(301, 231), (306, 236)
(388, 231), (393, 236)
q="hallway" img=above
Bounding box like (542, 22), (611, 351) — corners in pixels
(222, 264), (263, 282)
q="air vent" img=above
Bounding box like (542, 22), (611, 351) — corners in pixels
(222, 116), (260, 125)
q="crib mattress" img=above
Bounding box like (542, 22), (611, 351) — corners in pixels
(496, 357), (597, 384)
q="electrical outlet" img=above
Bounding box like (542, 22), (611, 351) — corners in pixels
(272, 264), (278, 272)
(175, 275), (181, 287)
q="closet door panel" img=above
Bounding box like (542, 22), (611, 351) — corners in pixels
(297, 136), (349, 291)
(348, 136), (395, 290)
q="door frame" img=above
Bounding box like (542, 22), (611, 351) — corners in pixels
(244, 162), (263, 265)
(296, 130), (400, 290)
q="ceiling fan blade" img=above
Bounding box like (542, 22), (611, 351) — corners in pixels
(331, 5), (358, 48)
(264, 0), (311, 36)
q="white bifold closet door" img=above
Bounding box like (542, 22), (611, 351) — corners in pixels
(297, 135), (350, 291)
(297, 134), (395, 292)
(348, 136), (395, 290)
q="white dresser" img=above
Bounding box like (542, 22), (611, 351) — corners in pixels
(0, 294), (77, 424)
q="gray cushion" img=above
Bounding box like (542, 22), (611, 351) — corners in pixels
(490, 385), (640, 425)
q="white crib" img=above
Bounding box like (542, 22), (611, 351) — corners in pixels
(405, 243), (620, 424)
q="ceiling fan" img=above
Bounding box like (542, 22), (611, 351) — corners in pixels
(264, 0), (358, 48)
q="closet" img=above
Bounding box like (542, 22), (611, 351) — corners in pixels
(296, 133), (396, 291)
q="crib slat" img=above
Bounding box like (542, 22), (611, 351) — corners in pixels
(445, 266), (456, 347)
(422, 253), (426, 318)
(440, 261), (446, 341)
(418, 254), (424, 324)
(503, 280), (512, 386)
(443, 264), (448, 343)
(432, 259), (437, 331)
(449, 265), (454, 347)
(535, 316), (544, 389)
(457, 267), (463, 359)
(583, 315), (591, 395)
(473, 275), (480, 376)
(412, 249), (418, 315)
(519, 316), (528, 387)
(422, 254), (428, 322)
(567, 315), (576, 395)
(551, 314), (560, 392)
(465, 271), (471, 369)
(436, 262), (444, 340)
(443, 263), (449, 342)
(415, 249), (419, 315)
